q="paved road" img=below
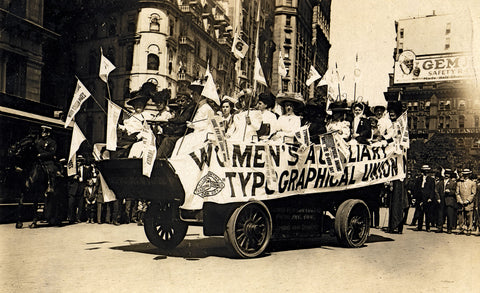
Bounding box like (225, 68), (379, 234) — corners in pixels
(1, 208), (480, 293)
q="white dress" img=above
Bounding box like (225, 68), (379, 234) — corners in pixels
(172, 101), (214, 156)
(275, 114), (301, 138)
(226, 110), (262, 143)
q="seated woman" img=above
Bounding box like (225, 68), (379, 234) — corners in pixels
(326, 101), (351, 141)
(256, 92), (278, 139)
(218, 96), (236, 133)
(226, 90), (262, 142)
(350, 102), (371, 144)
(372, 105), (394, 144)
(302, 100), (327, 144)
(271, 93), (304, 142)
(115, 90), (149, 158)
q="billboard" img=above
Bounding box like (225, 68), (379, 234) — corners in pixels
(394, 51), (475, 84)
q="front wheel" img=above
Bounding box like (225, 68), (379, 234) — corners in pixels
(334, 199), (370, 248)
(224, 201), (272, 258)
(144, 203), (188, 250)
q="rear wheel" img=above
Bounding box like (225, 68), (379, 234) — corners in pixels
(224, 201), (272, 258)
(334, 199), (370, 248)
(144, 203), (188, 250)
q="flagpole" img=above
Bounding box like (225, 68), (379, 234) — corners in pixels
(335, 63), (341, 101)
(175, 102), (199, 156)
(75, 75), (107, 116)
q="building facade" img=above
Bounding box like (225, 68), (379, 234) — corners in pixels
(384, 12), (479, 171)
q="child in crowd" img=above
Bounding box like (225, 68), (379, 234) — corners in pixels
(84, 179), (96, 223)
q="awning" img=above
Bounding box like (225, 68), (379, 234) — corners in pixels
(0, 106), (73, 129)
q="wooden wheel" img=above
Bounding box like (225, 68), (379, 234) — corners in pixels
(224, 201), (272, 258)
(334, 199), (370, 248)
(144, 203), (188, 250)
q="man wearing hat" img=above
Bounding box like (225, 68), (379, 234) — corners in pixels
(413, 165), (436, 231)
(35, 125), (58, 194)
(443, 168), (458, 233)
(456, 168), (476, 235)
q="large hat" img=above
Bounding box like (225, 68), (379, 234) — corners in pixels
(222, 95), (238, 105)
(421, 165), (431, 171)
(462, 168), (472, 175)
(126, 90), (148, 107)
(388, 101), (403, 116)
(258, 92), (275, 109)
(41, 125), (52, 131)
(140, 81), (157, 98)
(276, 92), (305, 107)
(152, 89), (171, 104)
(329, 100), (350, 112)
(188, 79), (205, 93)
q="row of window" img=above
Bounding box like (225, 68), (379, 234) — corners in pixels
(409, 115), (480, 129)
(407, 100), (467, 111)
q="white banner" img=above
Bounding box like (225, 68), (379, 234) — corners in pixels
(65, 79), (91, 128)
(67, 153), (76, 177)
(142, 124), (156, 178)
(68, 122), (86, 162)
(99, 50), (116, 83)
(98, 172), (116, 202)
(106, 100), (122, 151)
(169, 140), (407, 210)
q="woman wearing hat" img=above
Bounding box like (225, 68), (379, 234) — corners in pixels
(326, 101), (351, 141)
(271, 93), (304, 141)
(350, 102), (371, 144)
(373, 105), (394, 143)
(256, 92), (277, 139)
(226, 90), (262, 142)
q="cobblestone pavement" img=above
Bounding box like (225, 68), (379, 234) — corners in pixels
(1, 208), (480, 293)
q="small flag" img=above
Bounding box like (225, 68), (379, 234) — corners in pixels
(306, 65), (321, 86)
(65, 79), (92, 128)
(254, 57), (267, 86)
(278, 53), (287, 78)
(99, 48), (116, 83)
(106, 100), (123, 151)
(231, 32), (249, 59)
(201, 72), (221, 106)
(67, 154), (76, 177)
(98, 172), (116, 202)
(68, 122), (87, 162)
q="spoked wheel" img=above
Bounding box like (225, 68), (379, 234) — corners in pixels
(334, 199), (370, 248)
(224, 201), (272, 258)
(144, 203), (188, 250)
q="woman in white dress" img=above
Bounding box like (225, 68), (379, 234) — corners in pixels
(256, 92), (278, 140)
(271, 92), (304, 141)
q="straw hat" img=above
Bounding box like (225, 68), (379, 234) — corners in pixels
(276, 92), (305, 107)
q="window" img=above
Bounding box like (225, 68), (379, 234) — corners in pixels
(439, 101), (445, 110)
(399, 28), (404, 38)
(286, 15), (291, 26)
(413, 102), (418, 111)
(285, 38), (291, 45)
(147, 54), (159, 70)
(168, 49), (173, 75)
(407, 102), (413, 111)
(445, 100), (451, 110)
(412, 117), (418, 129)
(445, 37), (450, 50)
(5, 53), (26, 97)
(150, 14), (160, 32)
(473, 138), (480, 149)
(446, 22), (451, 34)
(459, 115), (465, 128)
(284, 48), (290, 59)
(458, 100), (466, 110)
(169, 18), (174, 36)
(438, 116), (444, 129)
(127, 15), (136, 33)
(445, 116), (450, 128)
(425, 117), (429, 129)
(147, 78), (158, 85)
(282, 79), (289, 92)
(425, 101), (431, 111)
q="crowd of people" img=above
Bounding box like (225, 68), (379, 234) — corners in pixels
(107, 80), (406, 160)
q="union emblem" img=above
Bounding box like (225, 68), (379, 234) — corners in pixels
(194, 171), (225, 198)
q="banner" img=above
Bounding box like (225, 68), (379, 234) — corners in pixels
(169, 140), (407, 210)
(65, 79), (91, 128)
(231, 32), (249, 59)
(98, 172), (116, 202)
(254, 57), (267, 86)
(201, 72), (221, 106)
(142, 123), (156, 178)
(67, 153), (76, 177)
(210, 117), (230, 167)
(68, 122), (86, 162)
(106, 100), (123, 151)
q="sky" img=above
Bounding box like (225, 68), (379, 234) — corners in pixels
(328, 0), (480, 106)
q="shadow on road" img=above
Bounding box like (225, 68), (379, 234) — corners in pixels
(110, 232), (394, 259)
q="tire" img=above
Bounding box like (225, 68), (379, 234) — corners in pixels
(144, 203), (188, 250)
(224, 201), (272, 258)
(334, 199), (370, 248)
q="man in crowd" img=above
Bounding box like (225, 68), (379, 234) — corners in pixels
(413, 165), (436, 232)
(443, 169), (457, 234)
(456, 168), (476, 235)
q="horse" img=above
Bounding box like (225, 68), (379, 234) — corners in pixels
(7, 134), (54, 228)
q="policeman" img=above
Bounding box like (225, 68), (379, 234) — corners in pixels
(34, 125), (57, 194)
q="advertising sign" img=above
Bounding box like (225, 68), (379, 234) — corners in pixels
(394, 51), (474, 84)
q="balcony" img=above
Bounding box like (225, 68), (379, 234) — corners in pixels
(179, 36), (194, 50)
(166, 36), (177, 48)
(178, 72), (193, 83)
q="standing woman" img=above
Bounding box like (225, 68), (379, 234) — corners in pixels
(219, 96), (236, 133)
(256, 92), (278, 139)
(350, 102), (371, 144)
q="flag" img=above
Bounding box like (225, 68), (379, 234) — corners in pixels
(306, 65), (321, 86)
(106, 100), (123, 151)
(294, 125), (311, 148)
(65, 79), (92, 128)
(354, 53), (361, 83)
(68, 122), (87, 162)
(278, 53), (287, 78)
(67, 154), (76, 177)
(201, 72), (221, 106)
(254, 57), (267, 86)
(231, 32), (249, 59)
(98, 172), (116, 202)
(99, 48), (116, 83)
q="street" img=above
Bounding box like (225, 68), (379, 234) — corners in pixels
(1, 208), (480, 293)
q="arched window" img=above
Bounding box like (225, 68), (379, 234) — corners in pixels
(459, 115), (465, 128)
(150, 14), (160, 32)
(147, 54), (159, 70)
(147, 78), (158, 85)
(168, 49), (173, 75)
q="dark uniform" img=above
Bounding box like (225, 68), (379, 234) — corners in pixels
(34, 126), (57, 193)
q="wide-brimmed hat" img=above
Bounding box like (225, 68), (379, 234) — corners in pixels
(222, 95), (238, 105)
(329, 101), (350, 112)
(462, 168), (472, 175)
(140, 82), (157, 98)
(421, 165), (431, 171)
(126, 90), (149, 107)
(188, 79), (205, 93)
(258, 92), (276, 109)
(41, 125), (52, 131)
(276, 92), (305, 107)
(388, 101), (403, 117)
(152, 89), (170, 104)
